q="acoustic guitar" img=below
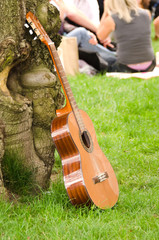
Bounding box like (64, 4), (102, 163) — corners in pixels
(26, 12), (119, 209)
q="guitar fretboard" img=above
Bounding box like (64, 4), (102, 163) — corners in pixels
(26, 12), (86, 133)
(48, 43), (85, 133)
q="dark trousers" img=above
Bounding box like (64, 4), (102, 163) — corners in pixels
(108, 58), (156, 73)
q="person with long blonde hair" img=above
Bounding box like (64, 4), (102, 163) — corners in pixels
(97, 0), (156, 72)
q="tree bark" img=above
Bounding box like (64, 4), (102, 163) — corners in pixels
(0, 0), (64, 195)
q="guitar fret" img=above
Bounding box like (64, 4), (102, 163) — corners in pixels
(59, 70), (64, 74)
(64, 81), (70, 85)
(63, 80), (69, 85)
(48, 42), (85, 132)
(63, 82), (70, 87)
(61, 75), (67, 78)
(56, 63), (63, 67)
(54, 56), (59, 60)
(64, 87), (70, 91)
(68, 95), (74, 99)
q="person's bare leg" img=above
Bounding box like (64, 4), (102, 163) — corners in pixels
(154, 16), (159, 40)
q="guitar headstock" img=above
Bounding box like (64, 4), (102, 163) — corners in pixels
(25, 11), (52, 45)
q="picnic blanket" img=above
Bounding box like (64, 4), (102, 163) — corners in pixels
(106, 52), (159, 79)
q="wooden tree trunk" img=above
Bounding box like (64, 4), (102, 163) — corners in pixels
(0, 0), (64, 195)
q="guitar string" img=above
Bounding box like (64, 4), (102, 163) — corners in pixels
(48, 44), (103, 177)
(28, 14), (106, 183)
(49, 44), (86, 133)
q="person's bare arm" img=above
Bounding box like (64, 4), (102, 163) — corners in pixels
(51, 0), (99, 32)
(96, 15), (115, 41)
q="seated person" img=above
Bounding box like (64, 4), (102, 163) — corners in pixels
(56, 0), (116, 50)
(137, 0), (150, 8)
(50, 0), (100, 33)
(96, 0), (156, 72)
(149, 0), (159, 39)
(50, 0), (116, 71)
(97, 0), (104, 19)
(67, 27), (116, 70)
(138, 0), (159, 39)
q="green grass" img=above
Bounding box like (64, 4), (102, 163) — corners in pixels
(0, 34), (159, 239)
(2, 151), (34, 195)
(1, 74), (159, 240)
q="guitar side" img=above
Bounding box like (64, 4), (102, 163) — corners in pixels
(51, 110), (119, 209)
(51, 112), (90, 206)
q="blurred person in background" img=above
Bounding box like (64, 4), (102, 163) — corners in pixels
(138, 0), (159, 39)
(97, 0), (156, 72)
(97, 0), (105, 19)
(50, 0), (116, 72)
(50, 0), (100, 33)
(149, 0), (159, 39)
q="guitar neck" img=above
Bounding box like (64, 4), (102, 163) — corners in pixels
(47, 42), (85, 132)
(25, 11), (85, 132)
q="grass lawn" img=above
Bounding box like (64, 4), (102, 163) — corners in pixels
(0, 29), (159, 240)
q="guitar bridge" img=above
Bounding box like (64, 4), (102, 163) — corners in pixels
(93, 172), (109, 184)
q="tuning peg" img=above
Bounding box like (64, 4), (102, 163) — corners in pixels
(29, 29), (33, 35)
(33, 36), (37, 40)
(24, 23), (29, 28)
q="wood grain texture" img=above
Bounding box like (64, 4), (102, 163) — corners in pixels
(51, 113), (90, 206)
(51, 110), (119, 209)
(26, 12), (118, 209)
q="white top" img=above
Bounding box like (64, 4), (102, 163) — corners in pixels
(50, 0), (100, 25)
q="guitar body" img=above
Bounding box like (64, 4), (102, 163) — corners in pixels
(51, 110), (119, 209)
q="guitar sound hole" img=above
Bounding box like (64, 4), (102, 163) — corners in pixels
(82, 131), (90, 149)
